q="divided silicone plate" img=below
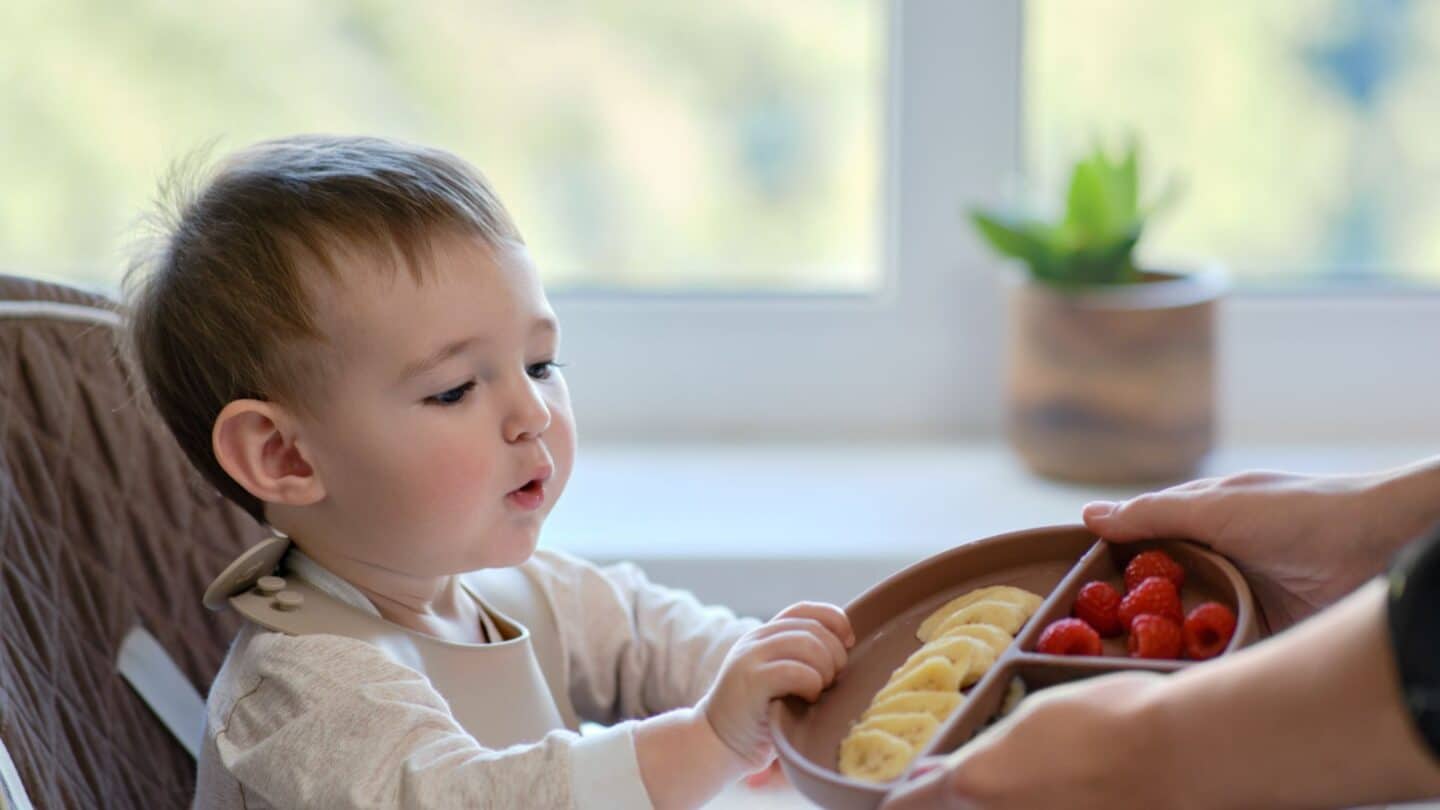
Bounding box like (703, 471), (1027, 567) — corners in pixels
(771, 524), (1263, 810)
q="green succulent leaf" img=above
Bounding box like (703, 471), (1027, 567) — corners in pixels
(969, 210), (1062, 279)
(1065, 158), (1116, 236)
(1059, 228), (1142, 286)
(971, 137), (1173, 286)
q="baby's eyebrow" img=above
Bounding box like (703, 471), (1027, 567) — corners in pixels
(398, 336), (482, 383)
(396, 317), (559, 383)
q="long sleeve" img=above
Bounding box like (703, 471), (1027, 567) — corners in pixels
(196, 629), (651, 810)
(519, 549), (762, 725)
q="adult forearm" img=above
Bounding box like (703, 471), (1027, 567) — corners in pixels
(1372, 456), (1440, 558)
(1157, 580), (1440, 809)
(634, 708), (748, 810)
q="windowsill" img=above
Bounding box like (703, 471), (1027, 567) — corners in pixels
(542, 440), (1431, 618)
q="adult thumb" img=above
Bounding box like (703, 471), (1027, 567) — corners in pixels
(880, 765), (980, 810)
(1082, 494), (1197, 543)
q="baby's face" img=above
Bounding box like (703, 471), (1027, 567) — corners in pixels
(290, 230), (574, 576)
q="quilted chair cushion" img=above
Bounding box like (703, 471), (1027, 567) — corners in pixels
(0, 274), (267, 809)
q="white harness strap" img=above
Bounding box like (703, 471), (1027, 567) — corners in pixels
(2, 631), (202, 806)
(0, 299), (121, 327)
(0, 732), (33, 807)
(0, 734), (35, 810)
(116, 625), (206, 760)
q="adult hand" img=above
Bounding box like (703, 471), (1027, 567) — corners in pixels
(882, 579), (1440, 810)
(880, 671), (1173, 810)
(1081, 463), (1440, 628)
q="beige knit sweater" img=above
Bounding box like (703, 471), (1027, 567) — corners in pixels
(193, 548), (759, 810)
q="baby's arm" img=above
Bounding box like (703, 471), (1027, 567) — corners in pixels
(205, 632), (653, 809)
(525, 549), (764, 720)
(633, 602), (855, 808)
(522, 551), (853, 806)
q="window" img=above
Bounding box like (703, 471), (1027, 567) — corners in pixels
(1027, 0), (1440, 287)
(1, 1), (880, 293)
(8, 3), (1437, 443)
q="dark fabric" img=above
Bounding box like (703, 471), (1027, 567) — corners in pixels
(0, 274), (267, 809)
(1389, 520), (1440, 763)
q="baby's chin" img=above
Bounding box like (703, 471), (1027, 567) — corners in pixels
(463, 524), (543, 571)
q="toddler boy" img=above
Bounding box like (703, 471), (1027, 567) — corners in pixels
(121, 135), (853, 809)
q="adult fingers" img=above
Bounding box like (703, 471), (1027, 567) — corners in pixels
(880, 763), (971, 810)
(1081, 489), (1211, 543)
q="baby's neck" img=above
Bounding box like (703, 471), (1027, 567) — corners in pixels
(299, 544), (489, 644)
(361, 578), (489, 645)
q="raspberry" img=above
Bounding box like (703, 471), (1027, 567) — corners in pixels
(1128, 614), (1183, 659)
(1036, 618), (1103, 656)
(1072, 581), (1123, 637)
(1124, 550), (1186, 593)
(1183, 602), (1238, 660)
(1118, 576), (1184, 629)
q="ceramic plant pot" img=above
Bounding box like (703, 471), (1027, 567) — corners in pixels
(1004, 266), (1226, 484)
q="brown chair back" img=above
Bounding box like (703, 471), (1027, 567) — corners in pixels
(0, 274), (266, 809)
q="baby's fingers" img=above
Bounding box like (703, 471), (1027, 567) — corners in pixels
(759, 659), (826, 703)
(773, 601), (855, 648)
(752, 618), (847, 677)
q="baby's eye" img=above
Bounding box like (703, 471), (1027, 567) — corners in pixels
(527, 361), (565, 380)
(426, 381), (476, 406)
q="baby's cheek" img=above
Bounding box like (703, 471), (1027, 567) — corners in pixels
(398, 443), (500, 514)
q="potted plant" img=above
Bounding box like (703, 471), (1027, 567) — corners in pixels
(971, 142), (1225, 483)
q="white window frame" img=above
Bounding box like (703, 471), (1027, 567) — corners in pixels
(553, 2), (1440, 445)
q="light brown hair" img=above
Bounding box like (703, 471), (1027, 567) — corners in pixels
(121, 134), (523, 524)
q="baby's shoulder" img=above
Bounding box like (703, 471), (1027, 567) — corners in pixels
(207, 624), (420, 716)
(205, 624), (453, 751)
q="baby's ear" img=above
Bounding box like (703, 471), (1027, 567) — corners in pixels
(212, 399), (325, 508)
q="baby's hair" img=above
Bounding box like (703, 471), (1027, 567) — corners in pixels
(120, 134), (522, 524)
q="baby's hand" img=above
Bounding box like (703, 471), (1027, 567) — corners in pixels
(699, 602), (855, 769)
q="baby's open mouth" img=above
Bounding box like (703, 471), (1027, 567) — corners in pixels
(506, 476), (547, 510)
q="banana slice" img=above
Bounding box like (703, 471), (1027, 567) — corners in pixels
(839, 582), (1042, 781)
(873, 655), (962, 704)
(838, 728), (915, 783)
(935, 623), (1014, 658)
(952, 637), (997, 687)
(999, 676), (1028, 717)
(918, 586), (1043, 642)
(961, 677), (1032, 755)
(889, 635), (995, 689)
(861, 691), (963, 724)
(888, 635), (976, 683)
(853, 711), (940, 750)
(929, 600), (1029, 639)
